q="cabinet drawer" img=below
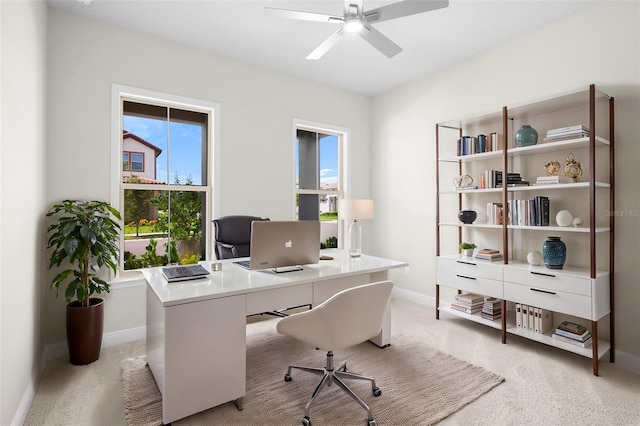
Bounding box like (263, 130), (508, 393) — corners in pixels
(504, 281), (591, 318)
(246, 284), (312, 316)
(437, 257), (503, 281)
(504, 267), (590, 296)
(437, 269), (503, 299)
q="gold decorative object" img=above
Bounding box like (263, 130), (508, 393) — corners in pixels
(564, 152), (583, 182)
(544, 161), (561, 176)
(453, 174), (473, 188)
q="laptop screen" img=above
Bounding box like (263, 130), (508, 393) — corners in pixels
(245, 220), (320, 271)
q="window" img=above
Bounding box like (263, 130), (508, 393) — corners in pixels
(295, 123), (346, 249)
(112, 86), (219, 271)
(123, 151), (144, 172)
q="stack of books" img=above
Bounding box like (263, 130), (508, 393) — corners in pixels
(552, 320), (592, 347)
(543, 125), (590, 142)
(474, 248), (503, 262)
(450, 293), (484, 314)
(481, 297), (501, 320)
(535, 175), (572, 185)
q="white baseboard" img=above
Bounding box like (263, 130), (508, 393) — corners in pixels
(392, 286), (435, 308)
(391, 287), (640, 375)
(12, 326), (148, 426)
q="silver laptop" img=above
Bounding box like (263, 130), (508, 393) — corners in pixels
(235, 220), (320, 271)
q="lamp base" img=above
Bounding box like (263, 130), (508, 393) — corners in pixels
(348, 220), (362, 257)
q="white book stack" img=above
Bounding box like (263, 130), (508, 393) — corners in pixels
(543, 125), (590, 142)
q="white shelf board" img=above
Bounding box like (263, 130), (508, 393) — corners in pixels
(506, 325), (610, 360)
(438, 222), (610, 233)
(439, 136), (610, 163)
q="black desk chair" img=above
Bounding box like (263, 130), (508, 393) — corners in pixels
(213, 215), (310, 317)
(213, 215), (269, 260)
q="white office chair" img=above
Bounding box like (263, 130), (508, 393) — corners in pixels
(276, 280), (394, 426)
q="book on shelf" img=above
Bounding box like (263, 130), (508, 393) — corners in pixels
(515, 303), (522, 328)
(481, 312), (501, 320)
(474, 253), (503, 262)
(456, 185), (479, 191)
(538, 309), (553, 334)
(543, 132), (590, 142)
(455, 293), (485, 304)
(547, 125), (589, 135)
(486, 203), (504, 225)
(535, 176), (572, 185)
(555, 328), (591, 342)
(521, 305), (528, 329)
(481, 297), (501, 319)
(528, 306), (535, 331)
(478, 248), (500, 254)
(490, 132), (504, 151)
(552, 333), (593, 348)
(450, 304), (482, 314)
(557, 320), (588, 335)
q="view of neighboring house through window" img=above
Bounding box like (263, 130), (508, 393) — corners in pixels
(296, 127), (343, 249)
(120, 100), (211, 270)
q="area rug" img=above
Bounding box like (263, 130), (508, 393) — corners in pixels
(121, 321), (504, 425)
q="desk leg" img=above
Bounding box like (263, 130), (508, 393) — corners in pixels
(368, 271), (391, 348)
(234, 397), (244, 411)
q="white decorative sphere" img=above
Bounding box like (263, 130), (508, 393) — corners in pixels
(527, 251), (543, 266)
(555, 210), (573, 227)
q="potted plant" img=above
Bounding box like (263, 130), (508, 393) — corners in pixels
(46, 200), (121, 365)
(459, 242), (477, 257)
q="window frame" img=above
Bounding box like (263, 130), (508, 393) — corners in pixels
(111, 85), (221, 276)
(292, 118), (350, 249)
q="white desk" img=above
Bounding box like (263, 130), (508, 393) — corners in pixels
(143, 249), (407, 424)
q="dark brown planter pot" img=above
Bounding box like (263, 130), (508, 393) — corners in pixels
(66, 298), (105, 365)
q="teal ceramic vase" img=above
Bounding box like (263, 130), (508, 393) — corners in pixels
(542, 236), (566, 269)
(515, 125), (538, 147)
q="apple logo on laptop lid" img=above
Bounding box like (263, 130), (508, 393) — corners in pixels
(285, 240), (293, 248)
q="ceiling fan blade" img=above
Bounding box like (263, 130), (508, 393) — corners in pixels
(365, 0), (449, 24)
(359, 23), (402, 58)
(264, 7), (341, 24)
(307, 29), (344, 60)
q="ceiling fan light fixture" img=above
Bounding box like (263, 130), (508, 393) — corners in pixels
(343, 16), (364, 33)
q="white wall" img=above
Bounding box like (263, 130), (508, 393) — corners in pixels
(44, 8), (372, 346)
(0, 1), (48, 424)
(371, 1), (640, 362)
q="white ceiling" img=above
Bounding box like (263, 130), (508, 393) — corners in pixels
(46, 0), (602, 97)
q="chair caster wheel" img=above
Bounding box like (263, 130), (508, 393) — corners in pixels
(284, 374), (292, 382)
(367, 420), (377, 426)
(373, 387), (382, 397)
(302, 416), (311, 426)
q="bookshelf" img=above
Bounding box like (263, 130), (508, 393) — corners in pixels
(435, 84), (614, 375)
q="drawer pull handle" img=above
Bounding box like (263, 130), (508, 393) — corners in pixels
(530, 271), (556, 278)
(456, 261), (476, 266)
(456, 274), (477, 280)
(530, 288), (556, 295)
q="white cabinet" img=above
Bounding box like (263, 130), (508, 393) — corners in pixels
(434, 85), (615, 375)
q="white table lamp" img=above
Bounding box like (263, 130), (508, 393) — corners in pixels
(337, 199), (374, 257)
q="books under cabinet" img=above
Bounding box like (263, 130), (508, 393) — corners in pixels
(451, 293), (502, 320)
(515, 303), (553, 334)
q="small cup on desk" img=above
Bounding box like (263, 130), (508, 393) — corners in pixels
(211, 262), (222, 271)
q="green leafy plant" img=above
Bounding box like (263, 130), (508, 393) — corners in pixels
(46, 200), (122, 306)
(459, 242), (477, 250)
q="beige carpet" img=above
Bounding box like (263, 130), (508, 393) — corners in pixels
(121, 322), (504, 425)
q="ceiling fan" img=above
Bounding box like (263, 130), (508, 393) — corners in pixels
(264, 0), (449, 60)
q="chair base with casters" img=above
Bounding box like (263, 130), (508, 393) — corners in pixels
(276, 280), (393, 426)
(284, 350), (380, 426)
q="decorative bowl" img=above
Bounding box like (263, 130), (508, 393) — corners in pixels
(458, 210), (477, 224)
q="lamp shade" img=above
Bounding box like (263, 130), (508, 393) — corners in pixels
(337, 199), (374, 220)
